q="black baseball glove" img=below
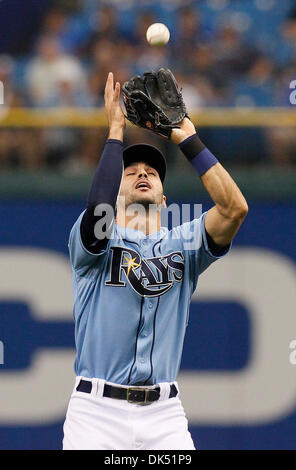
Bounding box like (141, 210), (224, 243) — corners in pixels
(122, 68), (188, 139)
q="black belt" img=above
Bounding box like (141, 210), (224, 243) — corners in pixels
(76, 379), (178, 404)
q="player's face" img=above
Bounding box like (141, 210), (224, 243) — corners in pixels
(119, 162), (165, 209)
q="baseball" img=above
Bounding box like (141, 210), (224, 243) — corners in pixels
(146, 23), (170, 46)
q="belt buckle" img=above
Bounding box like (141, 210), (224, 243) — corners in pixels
(127, 387), (148, 405)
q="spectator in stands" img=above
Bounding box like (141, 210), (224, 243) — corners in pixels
(277, 11), (296, 66)
(42, 7), (69, 37)
(89, 38), (132, 101)
(266, 125), (296, 167)
(175, 5), (209, 47)
(174, 72), (205, 110)
(134, 45), (170, 75)
(46, 65), (92, 107)
(26, 35), (87, 107)
(191, 44), (232, 105)
(125, 10), (156, 46)
(26, 35), (90, 169)
(92, 39), (115, 75)
(82, 4), (122, 58)
(273, 62), (296, 106)
(0, 54), (45, 169)
(192, 44), (216, 76)
(215, 24), (259, 78)
(237, 55), (275, 106)
(0, 54), (16, 109)
(172, 6), (211, 72)
(265, 61), (296, 166)
(90, 5), (120, 43)
(40, 3), (91, 54)
(247, 56), (275, 87)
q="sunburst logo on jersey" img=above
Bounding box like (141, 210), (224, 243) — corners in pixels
(123, 255), (141, 277)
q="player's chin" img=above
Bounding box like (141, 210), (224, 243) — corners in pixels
(132, 192), (158, 207)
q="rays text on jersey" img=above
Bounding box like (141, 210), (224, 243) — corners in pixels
(105, 246), (185, 297)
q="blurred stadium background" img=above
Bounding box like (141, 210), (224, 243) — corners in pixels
(0, 0), (296, 450)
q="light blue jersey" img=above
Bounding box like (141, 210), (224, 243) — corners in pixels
(68, 211), (230, 385)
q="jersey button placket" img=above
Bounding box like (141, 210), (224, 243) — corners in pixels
(141, 238), (149, 256)
(135, 299), (153, 374)
(135, 245), (153, 378)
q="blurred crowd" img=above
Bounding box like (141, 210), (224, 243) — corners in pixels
(1, 0), (296, 171)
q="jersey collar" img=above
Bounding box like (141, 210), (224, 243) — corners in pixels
(115, 224), (168, 242)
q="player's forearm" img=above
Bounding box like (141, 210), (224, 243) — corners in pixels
(86, 139), (123, 208)
(201, 163), (248, 221)
(179, 133), (248, 245)
(179, 134), (247, 219)
(108, 125), (124, 142)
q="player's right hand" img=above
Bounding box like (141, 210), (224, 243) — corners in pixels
(104, 72), (126, 141)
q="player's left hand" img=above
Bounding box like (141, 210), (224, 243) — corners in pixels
(122, 68), (189, 139)
(170, 117), (196, 145)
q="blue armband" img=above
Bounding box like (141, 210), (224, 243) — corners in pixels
(179, 134), (218, 177)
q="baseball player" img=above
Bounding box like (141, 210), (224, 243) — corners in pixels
(62, 70), (248, 450)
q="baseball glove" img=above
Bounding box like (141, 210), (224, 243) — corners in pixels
(122, 68), (188, 139)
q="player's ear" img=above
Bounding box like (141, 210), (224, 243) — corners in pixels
(162, 195), (167, 208)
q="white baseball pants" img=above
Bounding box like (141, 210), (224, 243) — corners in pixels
(63, 376), (196, 450)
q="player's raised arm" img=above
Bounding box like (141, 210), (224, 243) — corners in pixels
(121, 66), (247, 248)
(171, 117), (248, 247)
(80, 72), (126, 254)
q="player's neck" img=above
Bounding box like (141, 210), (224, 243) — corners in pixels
(116, 210), (161, 235)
